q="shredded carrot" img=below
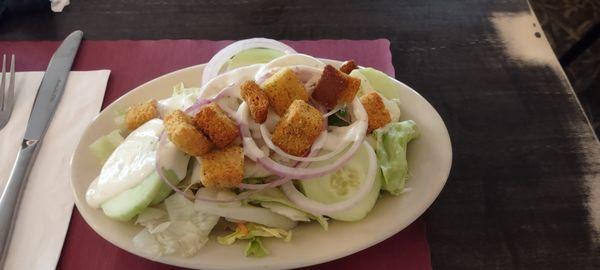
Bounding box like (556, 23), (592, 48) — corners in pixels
(237, 222), (249, 236)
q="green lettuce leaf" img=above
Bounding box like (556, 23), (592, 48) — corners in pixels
(217, 223), (292, 245)
(88, 129), (124, 163)
(373, 120), (419, 195)
(245, 237), (268, 257)
(242, 177), (268, 185)
(217, 222), (292, 257)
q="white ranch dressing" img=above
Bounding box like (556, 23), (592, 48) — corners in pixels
(86, 119), (189, 208)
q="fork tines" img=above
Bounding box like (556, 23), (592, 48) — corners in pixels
(0, 54), (15, 130)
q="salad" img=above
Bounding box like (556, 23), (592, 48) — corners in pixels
(84, 38), (419, 258)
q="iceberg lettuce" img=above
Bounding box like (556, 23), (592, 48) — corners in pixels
(373, 120), (419, 195)
(245, 238), (268, 257)
(88, 129), (124, 163)
(217, 222), (292, 257)
(132, 194), (219, 257)
(243, 188), (329, 230)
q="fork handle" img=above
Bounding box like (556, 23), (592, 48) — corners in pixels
(0, 139), (40, 267)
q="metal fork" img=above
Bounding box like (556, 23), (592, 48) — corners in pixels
(0, 54), (15, 130)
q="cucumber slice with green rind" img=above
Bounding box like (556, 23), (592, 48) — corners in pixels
(300, 143), (382, 221)
(151, 169), (183, 205)
(101, 172), (163, 222)
(352, 68), (402, 100)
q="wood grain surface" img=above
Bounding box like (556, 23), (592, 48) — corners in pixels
(1, 0), (599, 269)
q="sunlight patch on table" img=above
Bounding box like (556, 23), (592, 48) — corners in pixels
(490, 12), (560, 70)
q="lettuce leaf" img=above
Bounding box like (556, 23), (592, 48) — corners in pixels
(157, 83), (201, 116)
(260, 202), (311, 222)
(243, 188), (329, 230)
(217, 223), (292, 245)
(135, 207), (167, 229)
(373, 120), (419, 195)
(245, 237), (268, 257)
(132, 194), (220, 257)
(217, 222), (292, 257)
(88, 129), (124, 163)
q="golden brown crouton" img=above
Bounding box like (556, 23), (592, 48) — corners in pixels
(164, 110), (213, 156)
(272, 100), (324, 156)
(200, 145), (244, 188)
(260, 68), (308, 116)
(240, 80), (269, 124)
(360, 92), (392, 133)
(311, 65), (361, 109)
(194, 103), (239, 148)
(339, 60), (358, 74)
(125, 99), (159, 131)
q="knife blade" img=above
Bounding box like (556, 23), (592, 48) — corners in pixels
(25, 31), (83, 140)
(0, 30), (83, 268)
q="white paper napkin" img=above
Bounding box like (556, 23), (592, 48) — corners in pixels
(0, 70), (110, 270)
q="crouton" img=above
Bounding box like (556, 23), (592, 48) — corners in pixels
(240, 80), (269, 124)
(271, 100), (324, 156)
(311, 65), (361, 109)
(200, 145), (244, 188)
(260, 68), (308, 116)
(194, 103), (239, 148)
(164, 110), (213, 156)
(339, 60), (358, 74)
(360, 92), (392, 133)
(125, 99), (159, 131)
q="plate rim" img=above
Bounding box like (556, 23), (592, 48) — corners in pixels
(70, 61), (452, 269)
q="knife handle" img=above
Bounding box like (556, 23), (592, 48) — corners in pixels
(0, 139), (40, 267)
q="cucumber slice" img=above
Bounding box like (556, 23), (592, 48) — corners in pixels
(101, 172), (163, 222)
(350, 68), (401, 100)
(300, 143), (382, 221)
(151, 169), (182, 205)
(226, 48), (285, 71)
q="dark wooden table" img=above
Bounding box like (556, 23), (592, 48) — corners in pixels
(1, 0), (599, 269)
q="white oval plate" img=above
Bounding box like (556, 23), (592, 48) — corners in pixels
(70, 60), (452, 270)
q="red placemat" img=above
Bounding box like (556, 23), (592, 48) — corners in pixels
(0, 39), (431, 270)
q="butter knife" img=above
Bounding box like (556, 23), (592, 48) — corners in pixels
(0, 30), (83, 267)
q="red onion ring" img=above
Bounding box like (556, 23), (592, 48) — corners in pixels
(239, 98), (368, 179)
(184, 83), (235, 116)
(255, 138), (363, 179)
(155, 132), (196, 201)
(259, 124), (353, 162)
(202, 38), (296, 86)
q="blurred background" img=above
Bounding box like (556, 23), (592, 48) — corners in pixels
(530, 0), (600, 134)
